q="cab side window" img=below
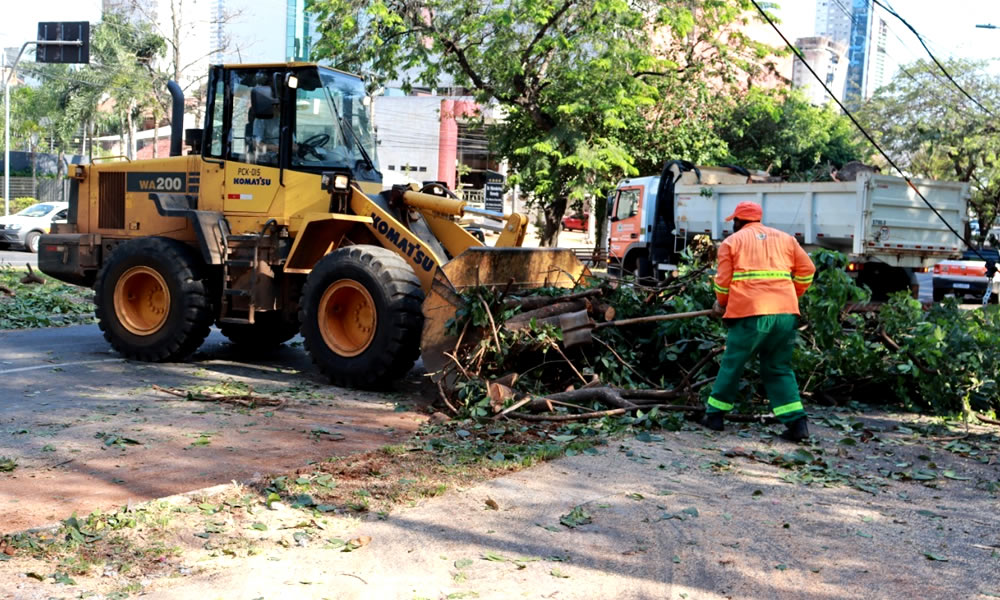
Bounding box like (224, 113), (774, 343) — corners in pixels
(615, 189), (640, 220)
(228, 70), (281, 167)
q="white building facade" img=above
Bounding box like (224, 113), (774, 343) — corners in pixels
(792, 36), (849, 106)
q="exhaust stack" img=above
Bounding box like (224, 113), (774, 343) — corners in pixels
(167, 80), (184, 157)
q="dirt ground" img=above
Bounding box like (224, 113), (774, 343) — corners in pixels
(1, 407), (998, 600)
(0, 325), (429, 534)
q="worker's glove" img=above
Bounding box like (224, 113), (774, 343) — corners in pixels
(711, 301), (725, 318)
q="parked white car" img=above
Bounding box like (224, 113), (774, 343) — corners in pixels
(0, 202), (69, 253)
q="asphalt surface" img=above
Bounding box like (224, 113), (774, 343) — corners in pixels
(0, 324), (428, 533)
(0, 249), (36, 268)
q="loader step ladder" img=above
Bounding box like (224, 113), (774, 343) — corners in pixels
(220, 231), (262, 326)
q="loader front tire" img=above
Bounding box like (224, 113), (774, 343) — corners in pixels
(300, 245), (424, 388)
(94, 237), (213, 362)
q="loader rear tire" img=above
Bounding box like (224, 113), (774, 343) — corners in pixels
(300, 245), (424, 388)
(94, 237), (213, 362)
(219, 313), (300, 349)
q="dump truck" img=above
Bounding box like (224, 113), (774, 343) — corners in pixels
(608, 161), (970, 299)
(38, 63), (586, 387)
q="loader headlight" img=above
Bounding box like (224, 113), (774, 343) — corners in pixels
(6, 224), (21, 231)
(322, 170), (352, 192)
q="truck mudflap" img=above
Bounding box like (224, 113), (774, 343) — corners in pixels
(38, 233), (101, 287)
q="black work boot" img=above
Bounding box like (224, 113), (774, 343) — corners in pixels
(699, 411), (725, 432)
(780, 416), (809, 442)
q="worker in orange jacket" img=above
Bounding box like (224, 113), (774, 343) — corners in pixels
(701, 201), (816, 441)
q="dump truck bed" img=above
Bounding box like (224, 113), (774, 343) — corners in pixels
(672, 173), (969, 268)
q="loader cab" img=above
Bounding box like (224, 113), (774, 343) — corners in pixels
(202, 63), (381, 183)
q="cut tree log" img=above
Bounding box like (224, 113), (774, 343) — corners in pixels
(504, 300), (591, 331)
(503, 288), (603, 311)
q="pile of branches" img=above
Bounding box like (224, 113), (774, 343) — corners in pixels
(436, 248), (1000, 426)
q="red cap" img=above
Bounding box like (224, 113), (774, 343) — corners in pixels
(724, 201), (763, 222)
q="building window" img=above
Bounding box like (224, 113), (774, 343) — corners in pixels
(418, 166), (427, 172)
(388, 165), (395, 170)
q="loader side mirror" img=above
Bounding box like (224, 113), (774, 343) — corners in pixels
(250, 86), (276, 119)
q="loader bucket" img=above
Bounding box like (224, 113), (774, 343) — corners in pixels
(421, 247), (590, 385)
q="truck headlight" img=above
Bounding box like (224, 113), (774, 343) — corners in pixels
(7, 224), (21, 231)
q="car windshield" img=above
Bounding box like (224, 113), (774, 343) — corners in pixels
(17, 204), (55, 218)
(291, 67), (379, 175)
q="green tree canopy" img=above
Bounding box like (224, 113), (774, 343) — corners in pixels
(856, 59), (1000, 238)
(715, 88), (869, 181)
(310, 0), (783, 245)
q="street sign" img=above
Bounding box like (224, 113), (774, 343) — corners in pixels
(484, 171), (504, 213)
(36, 22), (90, 64)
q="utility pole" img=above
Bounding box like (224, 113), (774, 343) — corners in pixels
(3, 50), (9, 216)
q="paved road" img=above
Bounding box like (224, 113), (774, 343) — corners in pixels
(0, 249), (35, 268)
(0, 324), (428, 533)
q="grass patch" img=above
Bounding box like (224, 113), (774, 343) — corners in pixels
(0, 266), (94, 329)
(258, 421), (601, 516)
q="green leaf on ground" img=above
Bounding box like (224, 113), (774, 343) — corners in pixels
(560, 506), (592, 528)
(251, 522), (267, 531)
(775, 564), (788, 571)
(672, 555), (681, 564)
(550, 568), (570, 578)
(482, 551), (508, 562)
(942, 470), (971, 480)
(681, 507), (699, 518)
(454, 558), (474, 569)
(0, 457), (16, 472)
(923, 552), (949, 561)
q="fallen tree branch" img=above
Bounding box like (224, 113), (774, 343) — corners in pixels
(151, 384), (283, 408)
(20, 264), (45, 285)
(594, 309), (714, 330)
(0, 284), (13, 297)
(975, 412), (1000, 426)
(511, 403), (777, 423)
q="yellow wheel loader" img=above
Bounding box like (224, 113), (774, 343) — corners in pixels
(39, 63), (586, 388)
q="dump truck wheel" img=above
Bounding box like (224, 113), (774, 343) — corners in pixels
(219, 313), (300, 348)
(300, 245), (424, 388)
(94, 237), (212, 362)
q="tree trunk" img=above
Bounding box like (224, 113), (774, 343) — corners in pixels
(171, 0), (183, 84)
(127, 100), (138, 160)
(594, 188), (609, 256)
(152, 107), (160, 159)
(539, 195), (567, 247)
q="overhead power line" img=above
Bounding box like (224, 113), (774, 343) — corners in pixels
(748, 0), (986, 262)
(870, 0), (997, 118)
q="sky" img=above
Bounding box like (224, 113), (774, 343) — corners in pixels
(773, 0), (1000, 66)
(0, 1), (102, 58)
(1, 1), (998, 68)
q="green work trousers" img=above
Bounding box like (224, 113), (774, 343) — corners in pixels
(706, 314), (806, 424)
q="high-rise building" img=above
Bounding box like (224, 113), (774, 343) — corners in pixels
(792, 37), (849, 106)
(815, 0), (853, 44)
(812, 0), (897, 105)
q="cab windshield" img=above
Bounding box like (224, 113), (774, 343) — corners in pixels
(292, 67), (379, 177)
(17, 204), (55, 218)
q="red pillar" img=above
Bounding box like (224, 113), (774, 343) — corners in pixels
(437, 99), (457, 189)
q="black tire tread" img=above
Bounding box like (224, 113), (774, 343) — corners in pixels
(94, 237), (213, 362)
(300, 245), (424, 388)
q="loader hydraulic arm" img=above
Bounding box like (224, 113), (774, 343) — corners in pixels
(400, 189), (528, 250)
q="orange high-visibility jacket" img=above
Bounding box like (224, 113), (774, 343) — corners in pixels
(714, 222), (816, 318)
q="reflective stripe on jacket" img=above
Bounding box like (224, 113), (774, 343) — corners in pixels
(714, 222), (816, 318)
